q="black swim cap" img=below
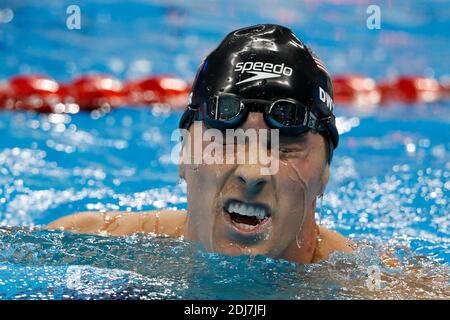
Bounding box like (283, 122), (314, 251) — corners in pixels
(180, 24), (338, 163)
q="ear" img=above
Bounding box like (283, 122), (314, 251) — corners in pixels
(319, 165), (329, 196)
(179, 163), (186, 179)
(179, 142), (186, 179)
(178, 125), (192, 180)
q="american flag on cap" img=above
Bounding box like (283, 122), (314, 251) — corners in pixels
(307, 47), (330, 76)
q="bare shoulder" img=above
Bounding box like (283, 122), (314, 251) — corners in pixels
(312, 226), (355, 262)
(47, 209), (188, 237)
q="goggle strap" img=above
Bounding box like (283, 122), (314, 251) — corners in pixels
(214, 96), (219, 120)
(306, 111), (319, 130)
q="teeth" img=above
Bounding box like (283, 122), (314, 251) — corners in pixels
(256, 207), (263, 218)
(226, 201), (268, 219)
(242, 204), (251, 216)
(233, 222), (258, 231)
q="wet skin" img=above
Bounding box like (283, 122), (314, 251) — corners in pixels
(48, 112), (354, 263)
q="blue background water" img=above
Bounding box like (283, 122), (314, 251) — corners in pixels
(0, 0), (449, 299)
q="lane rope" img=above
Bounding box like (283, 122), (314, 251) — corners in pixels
(0, 74), (448, 113)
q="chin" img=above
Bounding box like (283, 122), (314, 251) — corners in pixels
(212, 235), (274, 257)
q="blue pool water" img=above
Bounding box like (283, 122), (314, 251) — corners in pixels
(0, 0), (449, 299)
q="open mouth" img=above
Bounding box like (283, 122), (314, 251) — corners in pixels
(223, 199), (272, 233)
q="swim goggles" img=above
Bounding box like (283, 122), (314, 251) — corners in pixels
(183, 93), (332, 136)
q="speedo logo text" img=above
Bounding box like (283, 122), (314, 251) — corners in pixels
(234, 61), (293, 85)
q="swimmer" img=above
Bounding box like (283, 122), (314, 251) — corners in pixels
(48, 24), (354, 264)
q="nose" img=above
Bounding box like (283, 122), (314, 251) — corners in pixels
(233, 113), (271, 195)
(235, 165), (269, 195)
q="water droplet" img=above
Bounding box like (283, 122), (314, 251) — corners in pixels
(296, 233), (303, 249)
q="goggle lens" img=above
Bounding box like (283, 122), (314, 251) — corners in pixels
(208, 95), (242, 121)
(268, 100), (306, 127)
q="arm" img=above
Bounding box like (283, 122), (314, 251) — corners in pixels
(312, 226), (356, 262)
(314, 227), (402, 267)
(47, 210), (188, 237)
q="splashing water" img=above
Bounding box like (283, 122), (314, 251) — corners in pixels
(0, 105), (448, 300)
(1, 0), (449, 299)
(0, 227), (448, 300)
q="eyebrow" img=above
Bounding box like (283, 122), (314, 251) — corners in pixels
(260, 131), (309, 150)
(279, 132), (309, 144)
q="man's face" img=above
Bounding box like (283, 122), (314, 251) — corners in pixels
(181, 112), (329, 259)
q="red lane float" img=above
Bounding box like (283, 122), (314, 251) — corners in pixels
(0, 81), (12, 109)
(8, 75), (61, 112)
(0, 74), (447, 113)
(333, 75), (380, 107)
(378, 76), (442, 105)
(125, 76), (190, 108)
(70, 74), (127, 110)
(442, 80), (450, 100)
